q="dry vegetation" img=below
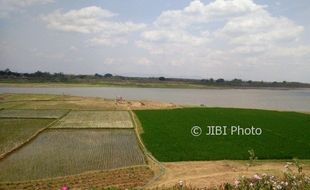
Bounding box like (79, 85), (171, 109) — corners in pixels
(53, 111), (133, 129)
(0, 166), (153, 190)
(0, 109), (68, 119)
(0, 93), (177, 110)
(0, 93), (58, 101)
(147, 160), (310, 189)
(0, 101), (27, 109)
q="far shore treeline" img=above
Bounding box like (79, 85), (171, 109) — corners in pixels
(0, 68), (309, 88)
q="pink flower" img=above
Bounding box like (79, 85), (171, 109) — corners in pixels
(254, 174), (262, 180)
(234, 180), (240, 186)
(61, 186), (69, 190)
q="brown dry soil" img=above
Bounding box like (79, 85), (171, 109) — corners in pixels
(0, 93), (177, 110)
(0, 166), (153, 190)
(147, 160), (310, 189)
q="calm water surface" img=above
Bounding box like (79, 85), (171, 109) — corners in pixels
(1, 87), (310, 111)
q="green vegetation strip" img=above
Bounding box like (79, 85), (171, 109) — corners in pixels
(52, 111), (133, 128)
(0, 129), (146, 182)
(134, 108), (310, 161)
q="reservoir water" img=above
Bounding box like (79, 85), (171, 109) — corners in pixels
(1, 87), (310, 112)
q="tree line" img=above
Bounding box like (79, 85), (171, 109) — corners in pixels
(0, 68), (309, 88)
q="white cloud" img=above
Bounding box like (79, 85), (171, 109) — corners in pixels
(0, 0), (53, 18)
(69, 46), (78, 51)
(103, 57), (152, 67)
(140, 0), (265, 46)
(137, 57), (152, 65)
(217, 10), (304, 46)
(154, 0), (263, 28)
(142, 29), (209, 45)
(136, 0), (309, 80)
(42, 6), (145, 46)
(42, 6), (116, 34)
(88, 35), (128, 47)
(266, 46), (310, 58)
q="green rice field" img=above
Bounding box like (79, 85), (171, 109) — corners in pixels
(53, 111), (133, 128)
(0, 129), (145, 181)
(134, 108), (310, 161)
(0, 118), (54, 155)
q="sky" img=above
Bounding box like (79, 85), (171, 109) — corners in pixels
(0, 0), (310, 82)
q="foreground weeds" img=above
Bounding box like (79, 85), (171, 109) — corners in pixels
(152, 161), (310, 190)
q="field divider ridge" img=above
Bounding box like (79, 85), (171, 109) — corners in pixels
(0, 109), (72, 161)
(0, 116), (61, 119)
(129, 110), (166, 189)
(6, 101), (28, 109)
(48, 127), (134, 130)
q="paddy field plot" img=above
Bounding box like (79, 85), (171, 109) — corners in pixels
(0, 166), (154, 190)
(0, 118), (54, 155)
(14, 98), (120, 110)
(134, 108), (310, 161)
(0, 93), (57, 101)
(53, 111), (133, 128)
(0, 101), (26, 109)
(0, 129), (146, 181)
(0, 109), (68, 119)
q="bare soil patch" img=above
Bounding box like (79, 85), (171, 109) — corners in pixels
(148, 160), (310, 189)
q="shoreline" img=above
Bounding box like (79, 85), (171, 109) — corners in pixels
(0, 82), (309, 90)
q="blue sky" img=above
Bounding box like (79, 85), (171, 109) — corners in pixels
(0, 0), (310, 82)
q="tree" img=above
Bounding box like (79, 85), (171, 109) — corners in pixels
(104, 73), (113, 78)
(216, 78), (225, 83)
(94, 73), (102, 78)
(231, 78), (242, 83)
(159, 77), (166, 81)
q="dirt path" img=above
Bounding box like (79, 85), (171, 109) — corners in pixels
(147, 160), (310, 189)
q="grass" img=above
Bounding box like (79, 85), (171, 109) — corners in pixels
(0, 109), (68, 119)
(0, 118), (54, 155)
(0, 129), (146, 181)
(134, 108), (310, 161)
(52, 111), (133, 128)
